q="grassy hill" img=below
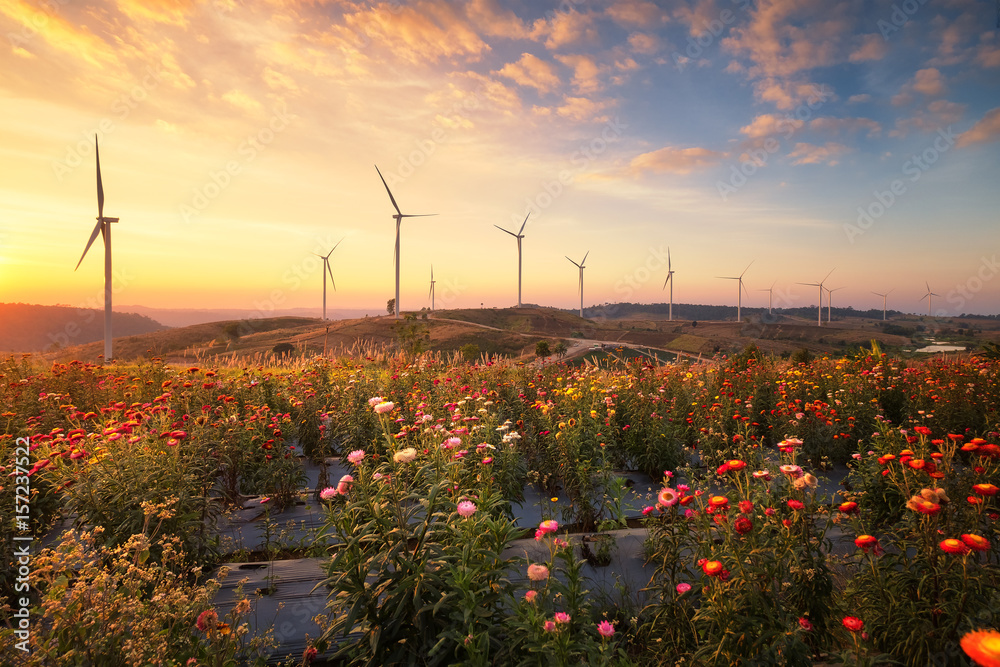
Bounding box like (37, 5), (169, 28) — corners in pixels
(0, 303), (166, 352)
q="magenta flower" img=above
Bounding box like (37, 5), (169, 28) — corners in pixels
(554, 612), (571, 624)
(347, 449), (365, 465)
(457, 500), (477, 517)
(597, 620), (615, 638)
(676, 582), (692, 594)
(544, 620), (557, 633)
(320, 486), (338, 500)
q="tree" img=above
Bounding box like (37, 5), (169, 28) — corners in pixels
(272, 342), (295, 356)
(535, 340), (551, 359)
(386, 298), (395, 316)
(553, 341), (567, 358)
(222, 322), (241, 341)
(460, 343), (480, 362)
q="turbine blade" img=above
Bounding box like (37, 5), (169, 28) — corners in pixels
(821, 268), (835, 284)
(494, 225), (518, 237)
(374, 165), (402, 216)
(662, 273), (671, 290)
(75, 220), (103, 271)
(400, 213), (437, 218)
(581, 250), (589, 265)
(518, 213), (529, 235)
(566, 256), (580, 267)
(668, 247), (671, 272)
(740, 259), (754, 278)
(330, 237), (345, 255)
(95, 134), (104, 222)
(327, 261), (336, 291)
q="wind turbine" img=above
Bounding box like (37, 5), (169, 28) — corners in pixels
(661, 247), (675, 321)
(75, 135), (118, 362)
(375, 165), (436, 319)
(495, 213), (528, 308)
(716, 260), (753, 323)
(566, 251), (589, 318)
(428, 265), (436, 311)
(797, 269), (835, 327)
(871, 289), (893, 321)
(758, 281), (776, 315)
(314, 238), (343, 320)
(824, 286), (845, 323)
(920, 282), (940, 317)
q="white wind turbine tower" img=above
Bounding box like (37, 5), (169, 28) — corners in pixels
(758, 281), (776, 315)
(797, 269), (835, 327)
(428, 265), (436, 311)
(566, 251), (589, 318)
(871, 289), (893, 321)
(75, 135), (119, 362)
(824, 286), (845, 323)
(716, 260), (753, 323)
(494, 213), (528, 308)
(375, 165), (436, 319)
(661, 247), (675, 321)
(314, 238), (343, 320)
(920, 282), (940, 317)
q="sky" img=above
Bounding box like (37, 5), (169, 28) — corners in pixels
(0, 0), (998, 319)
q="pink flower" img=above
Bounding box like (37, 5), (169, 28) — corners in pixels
(373, 401), (394, 414)
(367, 396), (384, 407)
(347, 449), (365, 465)
(597, 620), (615, 638)
(764, 507), (776, 516)
(554, 612), (571, 624)
(527, 564), (549, 581)
(481, 457), (493, 465)
(196, 609), (218, 631)
(457, 500), (477, 517)
(798, 617), (813, 631)
(642, 506), (655, 516)
(336, 475), (354, 495)
(524, 590), (537, 603)
(676, 582), (692, 594)
(320, 486), (338, 500)
(657, 487), (679, 507)
(544, 620), (557, 633)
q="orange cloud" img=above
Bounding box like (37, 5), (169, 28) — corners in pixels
(848, 33), (887, 63)
(912, 68), (946, 96)
(957, 107), (1000, 148)
(555, 54), (603, 94)
(532, 9), (598, 50)
(891, 99), (965, 137)
(115, 0), (194, 26)
(606, 0), (666, 28)
(740, 113), (801, 138)
(753, 78), (832, 111)
(465, 0), (531, 39)
(629, 145), (725, 174)
(628, 32), (660, 55)
(1, 0), (122, 69)
(786, 141), (851, 165)
(496, 53), (561, 94)
(554, 95), (612, 122)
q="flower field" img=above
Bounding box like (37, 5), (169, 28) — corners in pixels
(1, 348), (999, 666)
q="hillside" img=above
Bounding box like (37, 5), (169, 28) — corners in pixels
(0, 302), (166, 352)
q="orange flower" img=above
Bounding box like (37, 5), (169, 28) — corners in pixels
(907, 458), (926, 470)
(708, 495), (729, 509)
(907, 496), (941, 515)
(973, 483), (999, 497)
(726, 459), (747, 471)
(839, 501), (859, 514)
(702, 560), (724, 576)
(961, 629), (1000, 667)
(961, 534), (990, 552)
(961, 442), (980, 452)
(940, 538), (970, 555)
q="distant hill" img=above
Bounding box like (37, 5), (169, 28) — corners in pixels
(0, 303), (167, 352)
(118, 305), (384, 328)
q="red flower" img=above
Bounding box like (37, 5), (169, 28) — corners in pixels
(787, 499), (805, 511)
(940, 539), (970, 555)
(854, 535), (879, 552)
(798, 617), (813, 631)
(734, 516), (753, 535)
(739, 500), (754, 514)
(973, 483), (998, 497)
(961, 534), (990, 552)
(842, 616), (864, 632)
(726, 459), (747, 471)
(839, 501), (859, 514)
(913, 426), (932, 436)
(702, 560), (724, 576)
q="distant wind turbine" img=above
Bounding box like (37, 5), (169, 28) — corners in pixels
(824, 286), (845, 323)
(495, 213), (529, 308)
(661, 247), (675, 321)
(314, 238), (343, 320)
(871, 289), (893, 321)
(758, 281), (776, 315)
(797, 269), (835, 327)
(920, 282), (940, 317)
(717, 260), (753, 323)
(75, 135), (119, 362)
(428, 265), (436, 311)
(375, 165), (436, 319)
(566, 251), (589, 318)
